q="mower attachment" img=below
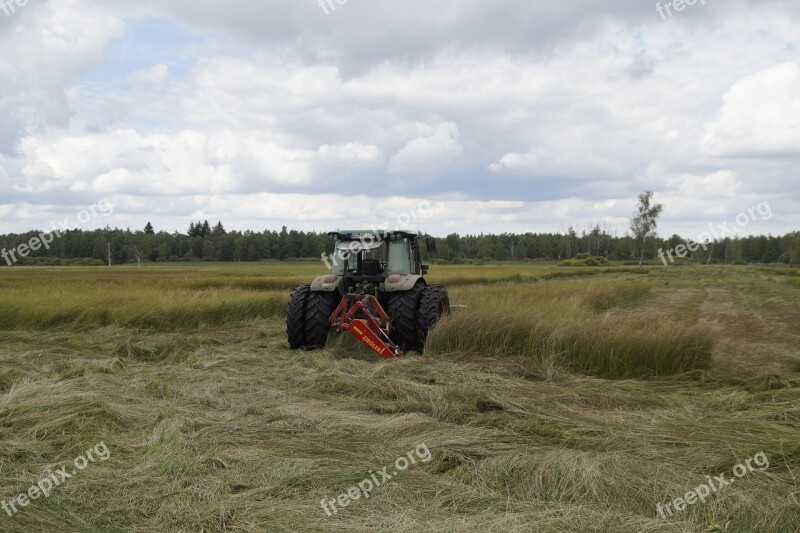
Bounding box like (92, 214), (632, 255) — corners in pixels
(330, 294), (404, 358)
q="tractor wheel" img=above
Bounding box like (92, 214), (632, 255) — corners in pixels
(286, 285), (311, 349)
(417, 284), (450, 346)
(387, 280), (425, 352)
(304, 291), (337, 349)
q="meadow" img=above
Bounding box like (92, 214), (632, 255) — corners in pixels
(0, 262), (798, 532)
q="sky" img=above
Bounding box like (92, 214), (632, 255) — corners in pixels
(0, 0), (798, 238)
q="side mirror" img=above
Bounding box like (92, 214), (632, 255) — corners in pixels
(422, 264), (429, 276)
(426, 237), (437, 254)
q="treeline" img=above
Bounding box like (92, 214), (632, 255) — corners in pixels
(0, 221), (798, 266)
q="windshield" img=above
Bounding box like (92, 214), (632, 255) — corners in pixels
(331, 240), (386, 275)
(387, 239), (412, 274)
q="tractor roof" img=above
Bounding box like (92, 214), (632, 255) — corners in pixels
(328, 230), (419, 241)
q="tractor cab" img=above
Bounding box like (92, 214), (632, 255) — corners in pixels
(327, 231), (428, 295)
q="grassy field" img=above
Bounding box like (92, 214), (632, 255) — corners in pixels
(0, 262), (799, 532)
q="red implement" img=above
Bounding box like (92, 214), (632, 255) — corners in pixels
(330, 294), (404, 358)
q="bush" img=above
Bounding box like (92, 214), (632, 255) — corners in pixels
(558, 255), (611, 267)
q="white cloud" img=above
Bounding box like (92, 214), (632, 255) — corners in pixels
(0, 0), (124, 151)
(388, 122), (463, 174)
(11, 128), (389, 198)
(703, 62), (800, 157)
(0, 1), (799, 236)
(316, 142), (384, 166)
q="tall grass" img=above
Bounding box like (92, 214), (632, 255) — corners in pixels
(427, 310), (713, 378)
(581, 282), (652, 311)
(430, 266), (649, 287)
(0, 292), (288, 330)
(427, 280), (712, 378)
(0, 266), (707, 378)
(0, 271), (289, 330)
(0, 263), (648, 332)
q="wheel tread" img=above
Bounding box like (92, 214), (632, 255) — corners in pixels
(387, 281), (424, 352)
(305, 292), (337, 349)
(417, 284), (450, 349)
(286, 285), (311, 349)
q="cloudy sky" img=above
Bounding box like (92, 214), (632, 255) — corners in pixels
(0, 0), (798, 238)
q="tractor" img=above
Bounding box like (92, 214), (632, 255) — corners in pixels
(286, 230), (450, 358)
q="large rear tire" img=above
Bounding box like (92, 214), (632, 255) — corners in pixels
(387, 280), (425, 352)
(304, 291), (338, 349)
(287, 285), (311, 349)
(417, 284), (450, 348)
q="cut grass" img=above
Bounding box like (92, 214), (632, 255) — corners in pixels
(0, 263), (798, 532)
